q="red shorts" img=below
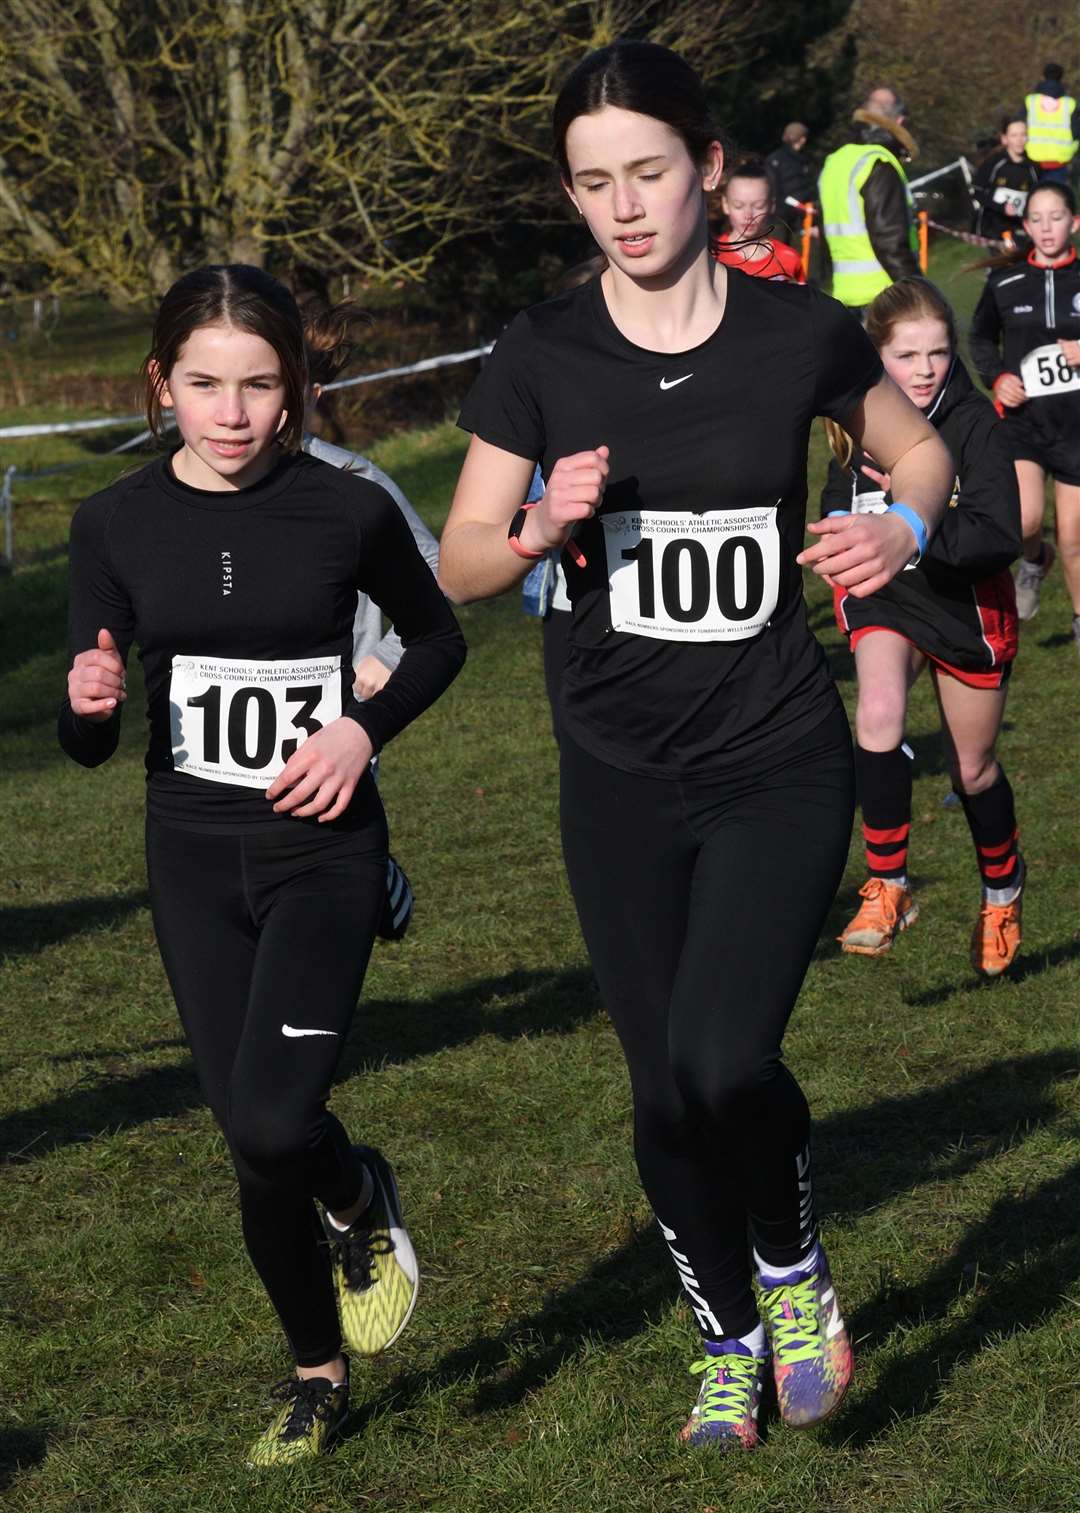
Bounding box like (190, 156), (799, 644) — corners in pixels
(846, 625), (1012, 689)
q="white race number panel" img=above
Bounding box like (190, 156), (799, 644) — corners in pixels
(1021, 343), (1080, 398)
(170, 655), (343, 789)
(603, 506), (780, 642)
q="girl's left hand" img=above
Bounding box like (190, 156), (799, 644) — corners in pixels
(798, 511), (921, 597)
(266, 717), (374, 822)
(860, 462), (891, 492)
(1059, 338), (1080, 368)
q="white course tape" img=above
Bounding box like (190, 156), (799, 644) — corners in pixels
(0, 342), (493, 438)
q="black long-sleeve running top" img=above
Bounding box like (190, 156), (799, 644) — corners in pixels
(58, 450), (465, 831)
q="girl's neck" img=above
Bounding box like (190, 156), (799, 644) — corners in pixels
(171, 442), (281, 493)
(1006, 148), (1025, 163)
(600, 241), (726, 354)
(1029, 245), (1076, 269)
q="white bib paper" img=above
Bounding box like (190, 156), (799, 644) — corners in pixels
(852, 489), (888, 516)
(992, 186), (1027, 215)
(1021, 342), (1080, 398)
(603, 505), (780, 642)
(170, 654), (343, 789)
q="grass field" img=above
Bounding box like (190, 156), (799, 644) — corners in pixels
(2, 244), (1079, 1512)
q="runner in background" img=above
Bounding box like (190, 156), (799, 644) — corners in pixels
(303, 299), (442, 935)
(971, 116), (1038, 242)
(823, 278), (1023, 975)
(440, 40), (952, 1452)
(59, 265), (465, 1464)
(969, 183), (1080, 647)
(711, 160), (806, 282)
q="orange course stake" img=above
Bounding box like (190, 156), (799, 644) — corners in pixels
(918, 209), (929, 273)
(799, 201), (815, 279)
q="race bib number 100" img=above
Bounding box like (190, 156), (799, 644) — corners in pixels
(170, 655), (343, 789)
(603, 505), (780, 641)
(1021, 343), (1080, 398)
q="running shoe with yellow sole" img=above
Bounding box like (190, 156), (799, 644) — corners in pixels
(323, 1145), (418, 1357)
(679, 1340), (766, 1449)
(970, 893), (1022, 977)
(838, 878), (918, 957)
(247, 1367), (348, 1467)
(760, 1251), (853, 1428)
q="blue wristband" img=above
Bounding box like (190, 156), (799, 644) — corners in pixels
(886, 502), (927, 563)
(826, 509), (849, 517)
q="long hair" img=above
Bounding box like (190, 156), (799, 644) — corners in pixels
(968, 181), (1078, 271)
(302, 299), (372, 388)
(142, 265), (308, 452)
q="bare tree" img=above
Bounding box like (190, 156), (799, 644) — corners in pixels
(0, 0), (761, 300)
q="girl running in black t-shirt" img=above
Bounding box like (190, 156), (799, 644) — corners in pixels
(440, 43), (952, 1451)
(824, 278), (1023, 974)
(969, 183), (1080, 644)
(59, 265), (464, 1464)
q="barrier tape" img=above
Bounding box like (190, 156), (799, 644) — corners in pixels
(926, 218), (1010, 249)
(0, 342), (493, 439)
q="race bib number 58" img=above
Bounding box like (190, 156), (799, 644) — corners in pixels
(1021, 343), (1080, 398)
(603, 505), (780, 641)
(170, 655), (343, 789)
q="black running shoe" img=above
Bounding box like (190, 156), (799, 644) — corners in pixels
(377, 855), (413, 941)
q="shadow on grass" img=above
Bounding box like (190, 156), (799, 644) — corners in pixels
(0, 891), (148, 961)
(902, 935), (1080, 1008)
(0, 966), (601, 1164)
(347, 1048), (1078, 1426)
(0, 1424), (50, 1491)
(828, 1153), (1080, 1449)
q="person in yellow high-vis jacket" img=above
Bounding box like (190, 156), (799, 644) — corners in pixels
(1025, 63), (1079, 186)
(819, 90), (919, 312)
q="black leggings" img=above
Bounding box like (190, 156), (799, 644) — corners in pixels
(560, 703), (853, 1341)
(146, 785), (388, 1366)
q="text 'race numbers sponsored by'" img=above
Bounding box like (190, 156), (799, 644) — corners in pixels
(170, 655), (343, 789)
(603, 506), (780, 641)
(1021, 343), (1080, 398)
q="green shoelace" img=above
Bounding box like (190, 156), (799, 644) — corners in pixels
(761, 1275), (822, 1364)
(688, 1353), (761, 1424)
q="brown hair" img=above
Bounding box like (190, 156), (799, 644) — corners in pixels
(141, 265), (308, 451)
(552, 42), (727, 181)
(302, 299), (372, 388)
(967, 181), (1078, 270)
(825, 277), (956, 468)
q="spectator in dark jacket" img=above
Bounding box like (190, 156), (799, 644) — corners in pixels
(765, 123), (814, 243)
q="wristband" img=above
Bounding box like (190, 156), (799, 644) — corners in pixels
(507, 504), (544, 561)
(886, 502), (927, 564)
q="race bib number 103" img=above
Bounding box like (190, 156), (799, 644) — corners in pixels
(603, 505), (780, 642)
(170, 655), (343, 789)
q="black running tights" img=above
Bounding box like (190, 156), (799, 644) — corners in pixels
(560, 704), (854, 1341)
(146, 792), (387, 1366)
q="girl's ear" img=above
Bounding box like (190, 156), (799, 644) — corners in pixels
(701, 140), (724, 193)
(148, 358), (173, 410)
(276, 410), (289, 434)
(1072, 214), (1080, 235)
(561, 176), (583, 218)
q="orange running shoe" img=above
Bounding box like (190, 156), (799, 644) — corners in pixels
(838, 878), (918, 957)
(970, 894), (1022, 977)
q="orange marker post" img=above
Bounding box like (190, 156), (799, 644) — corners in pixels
(800, 202), (815, 280)
(917, 209), (929, 273)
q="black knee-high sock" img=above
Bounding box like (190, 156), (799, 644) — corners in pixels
(855, 744), (912, 881)
(958, 769), (1021, 900)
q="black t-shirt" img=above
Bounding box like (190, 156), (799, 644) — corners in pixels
(458, 271), (882, 777)
(58, 450), (465, 831)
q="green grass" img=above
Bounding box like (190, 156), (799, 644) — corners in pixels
(2, 280), (1080, 1512)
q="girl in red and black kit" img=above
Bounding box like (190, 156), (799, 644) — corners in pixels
(711, 159), (806, 283)
(969, 182), (1080, 643)
(825, 278), (1023, 976)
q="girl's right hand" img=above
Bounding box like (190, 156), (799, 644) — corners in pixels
(993, 373), (1028, 409)
(527, 446), (609, 551)
(68, 628), (126, 721)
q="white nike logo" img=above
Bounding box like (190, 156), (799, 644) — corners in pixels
(659, 374), (693, 390)
(281, 1024), (339, 1038)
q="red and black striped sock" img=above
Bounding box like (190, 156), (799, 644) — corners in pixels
(958, 769), (1021, 902)
(855, 743), (912, 883)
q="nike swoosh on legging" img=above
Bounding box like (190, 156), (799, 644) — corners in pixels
(281, 1025), (339, 1038)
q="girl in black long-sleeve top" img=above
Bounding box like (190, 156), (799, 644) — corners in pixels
(824, 277), (1023, 977)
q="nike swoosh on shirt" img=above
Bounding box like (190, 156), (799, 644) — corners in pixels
(659, 374), (693, 390)
(281, 1024), (339, 1038)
